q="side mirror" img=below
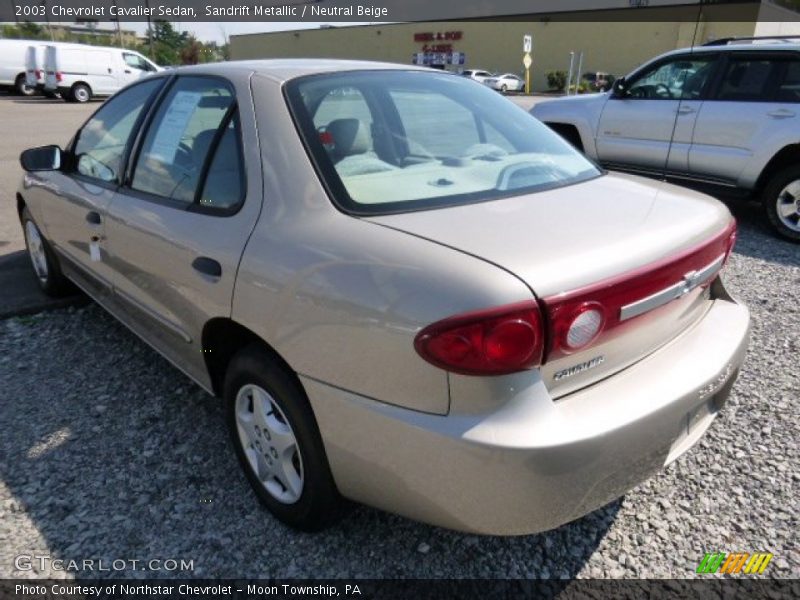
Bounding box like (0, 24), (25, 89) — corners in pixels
(20, 145), (62, 172)
(612, 77), (629, 98)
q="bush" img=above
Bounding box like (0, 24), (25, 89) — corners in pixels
(546, 70), (567, 92)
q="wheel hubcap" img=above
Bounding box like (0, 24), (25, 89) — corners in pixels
(25, 221), (48, 283)
(776, 179), (800, 232)
(235, 384), (304, 504)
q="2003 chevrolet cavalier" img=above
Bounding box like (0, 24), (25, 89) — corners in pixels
(17, 60), (750, 534)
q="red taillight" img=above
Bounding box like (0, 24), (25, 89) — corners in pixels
(35, 69), (41, 79)
(55, 71), (63, 82)
(414, 301), (544, 375)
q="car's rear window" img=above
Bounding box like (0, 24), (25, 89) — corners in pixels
(285, 70), (601, 215)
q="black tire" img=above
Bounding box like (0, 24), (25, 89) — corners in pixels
(762, 165), (800, 243)
(71, 83), (91, 103)
(501, 84), (508, 93)
(224, 345), (343, 531)
(21, 207), (74, 297)
(15, 74), (34, 96)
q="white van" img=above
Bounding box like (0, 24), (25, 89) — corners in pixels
(0, 39), (43, 95)
(44, 45), (160, 102)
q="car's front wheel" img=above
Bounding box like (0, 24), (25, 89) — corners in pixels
(763, 165), (800, 243)
(224, 345), (343, 531)
(21, 207), (73, 296)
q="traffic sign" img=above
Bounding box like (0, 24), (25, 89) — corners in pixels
(523, 53), (532, 69)
(523, 34), (532, 53)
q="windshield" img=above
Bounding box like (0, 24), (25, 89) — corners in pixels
(285, 70), (601, 215)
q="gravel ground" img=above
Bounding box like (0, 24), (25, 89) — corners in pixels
(0, 203), (798, 581)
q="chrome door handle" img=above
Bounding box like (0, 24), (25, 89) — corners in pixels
(767, 109), (795, 118)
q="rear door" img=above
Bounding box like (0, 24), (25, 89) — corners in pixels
(44, 46), (58, 90)
(690, 52), (797, 185)
(25, 46), (37, 88)
(104, 75), (262, 386)
(596, 53), (718, 174)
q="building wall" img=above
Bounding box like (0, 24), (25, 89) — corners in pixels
(231, 9), (757, 91)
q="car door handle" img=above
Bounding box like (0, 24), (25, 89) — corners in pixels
(767, 109), (796, 119)
(86, 211), (102, 225)
(192, 257), (222, 278)
(124, 69), (131, 74)
(676, 105), (696, 114)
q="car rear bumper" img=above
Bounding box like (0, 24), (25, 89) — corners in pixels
(304, 289), (750, 535)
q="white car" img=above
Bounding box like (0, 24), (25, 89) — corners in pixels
(44, 44), (161, 103)
(485, 73), (525, 93)
(532, 37), (800, 242)
(461, 69), (494, 83)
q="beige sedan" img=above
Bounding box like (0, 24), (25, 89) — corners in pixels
(17, 60), (749, 534)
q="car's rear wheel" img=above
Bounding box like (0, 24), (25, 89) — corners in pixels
(71, 83), (91, 103)
(15, 74), (34, 96)
(224, 345), (343, 531)
(21, 207), (73, 296)
(763, 165), (800, 243)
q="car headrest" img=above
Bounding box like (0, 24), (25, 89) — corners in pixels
(326, 119), (371, 161)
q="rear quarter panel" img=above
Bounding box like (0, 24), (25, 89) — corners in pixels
(233, 73), (535, 415)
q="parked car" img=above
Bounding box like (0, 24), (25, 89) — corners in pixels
(532, 37), (800, 242)
(461, 69), (494, 83)
(18, 60), (749, 534)
(43, 44), (160, 102)
(484, 73), (525, 93)
(583, 71), (616, 91)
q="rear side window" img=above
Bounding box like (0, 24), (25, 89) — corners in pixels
(777, 60), (800, 102)
(72, 78), (162, 184)
(131, 77), (237, 207)
(198, 114), (245, 211)
(716, 59), (778, 101)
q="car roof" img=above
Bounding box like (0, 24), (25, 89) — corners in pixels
(164, 59), (432, 83)
(665, 41), (800, 57)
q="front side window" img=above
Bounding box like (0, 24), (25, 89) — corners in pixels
(286, 71), (600, 215)
(123, 52), (153, 72)
(627, 56), (716, 100)
(72, 78), (163, 183)
(131, 77), (235, 205)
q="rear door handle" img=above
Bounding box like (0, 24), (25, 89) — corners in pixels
(86, 211), (102, 225)
(124, 69), (131, 74)
(192, 257), (222, 278)
(768, 108), (795, 118)
(676, 105), (696, 114)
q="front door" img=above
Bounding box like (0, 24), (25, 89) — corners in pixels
(597, 54), (718, 174)
(104, 75), (261, 387)
(39, 78), (164, 301)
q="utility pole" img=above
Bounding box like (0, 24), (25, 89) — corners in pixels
(146, 0), (154, 58)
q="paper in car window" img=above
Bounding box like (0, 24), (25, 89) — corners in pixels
(149, 91), (202, 162)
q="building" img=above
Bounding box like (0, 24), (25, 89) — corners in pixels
(230, 1), (800, 92)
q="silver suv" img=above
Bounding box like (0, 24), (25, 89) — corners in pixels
(532, 36), (800, 242)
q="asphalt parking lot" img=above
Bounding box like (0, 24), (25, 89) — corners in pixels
(0, 91), (798, 580)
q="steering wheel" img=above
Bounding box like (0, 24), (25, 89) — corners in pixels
(654, 83), (673, 99)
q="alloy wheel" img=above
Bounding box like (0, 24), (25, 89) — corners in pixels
(25, 221), (49, 283)
(235, 384), (304, 504)
(776, 179), (800, 233)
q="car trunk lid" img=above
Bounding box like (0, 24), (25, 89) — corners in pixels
(368, 173), (736, 397)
